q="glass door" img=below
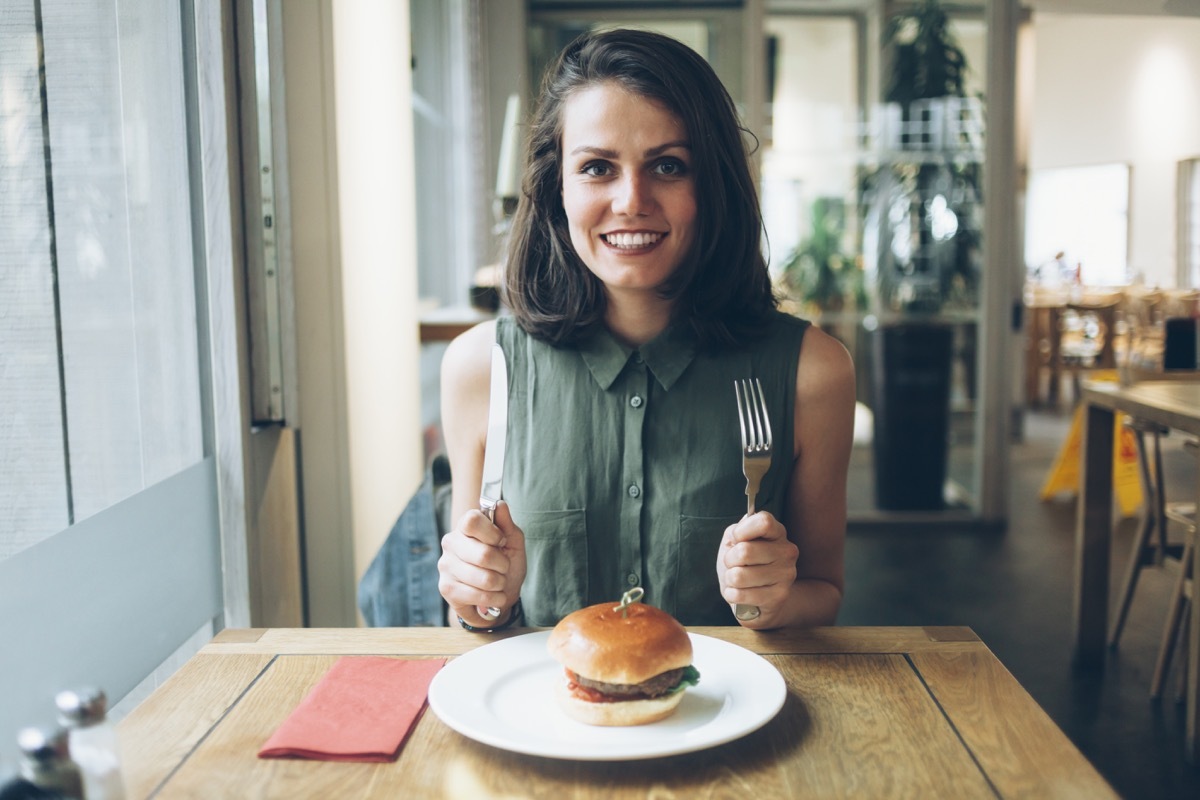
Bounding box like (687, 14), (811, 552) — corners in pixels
(764, 2), (993, 524)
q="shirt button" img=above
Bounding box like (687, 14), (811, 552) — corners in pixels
(630, 395), (643, 408)
(626, 573), (639, 586)
(628, 484), (641, 498)
(633, 352), (643, 364)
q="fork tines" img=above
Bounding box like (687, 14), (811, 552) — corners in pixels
(735, 378), (772, 454)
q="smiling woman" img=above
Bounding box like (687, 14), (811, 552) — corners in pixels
(435, 28), (856, 635)
(559, 82), (697, 335)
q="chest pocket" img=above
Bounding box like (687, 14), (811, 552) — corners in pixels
(663, 513), (741, 625)
(510, 507), (588, 626)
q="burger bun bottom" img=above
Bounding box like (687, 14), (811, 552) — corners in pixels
(554, 681), (685, 727)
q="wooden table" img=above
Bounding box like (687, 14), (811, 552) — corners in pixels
(117, 626), (1115, 798)
(1075, 379), (1200, 761)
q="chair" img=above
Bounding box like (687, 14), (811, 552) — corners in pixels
(1024, 302), (1063, 407)
(1108, 418), (1177, 648)
(1150, 438), (1198, 701)
(1123, 288), (1165, 370)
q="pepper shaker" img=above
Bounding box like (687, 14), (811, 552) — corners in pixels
(15, 727), (83, 800)
(56, 688), (125, 800)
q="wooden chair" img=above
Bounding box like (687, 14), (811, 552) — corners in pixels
(1024, 303), (1063, 407)
(1150, 438), (1198, 701)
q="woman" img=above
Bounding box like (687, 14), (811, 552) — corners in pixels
(437, 29), (855, 631)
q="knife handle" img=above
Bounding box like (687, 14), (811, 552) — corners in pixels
(480, 502), (502, 619)
(733, 603), (761, 621)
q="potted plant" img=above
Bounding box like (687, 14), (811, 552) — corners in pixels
(863, 0), (982, 511)
(779, 198), (866, 318)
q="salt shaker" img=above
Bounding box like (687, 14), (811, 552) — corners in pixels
(55, 687), (126, 800)
(15, 727), (83, 800)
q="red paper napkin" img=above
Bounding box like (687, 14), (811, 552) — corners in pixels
(258, 656), (446, 762)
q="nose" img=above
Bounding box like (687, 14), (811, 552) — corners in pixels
(612, 172), (652, 216)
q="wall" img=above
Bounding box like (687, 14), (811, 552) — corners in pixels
(282, 0), (422, 626)
(1029, 13), (1200, 286)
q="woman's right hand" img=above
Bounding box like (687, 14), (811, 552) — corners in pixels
(438, 500), (527, 628)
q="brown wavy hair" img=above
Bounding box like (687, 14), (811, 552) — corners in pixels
(500, 28), (777, 350)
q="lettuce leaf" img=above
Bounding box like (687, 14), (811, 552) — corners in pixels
(666, 665), (701, 695)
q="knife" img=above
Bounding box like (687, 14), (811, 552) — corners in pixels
(479, 343), (508, 619)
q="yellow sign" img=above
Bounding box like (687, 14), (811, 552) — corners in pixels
(1040, 375), (1143, 517)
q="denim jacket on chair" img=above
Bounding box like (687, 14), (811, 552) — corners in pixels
(357, 454), (451, 626)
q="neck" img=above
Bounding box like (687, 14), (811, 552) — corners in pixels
(603, 292), (674, 347)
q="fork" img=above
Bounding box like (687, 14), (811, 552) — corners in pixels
(733, 378), (773, 622)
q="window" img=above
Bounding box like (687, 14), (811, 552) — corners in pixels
(2, 0), (203, 562)
(1181, 157), (1200, 287)
(1, 0), (228, 751)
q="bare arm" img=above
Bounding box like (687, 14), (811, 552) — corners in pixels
(718, 325), (855, 628)
(437, 320), (526, 627)
(441, 321), (494, 528)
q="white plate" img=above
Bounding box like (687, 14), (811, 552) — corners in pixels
(427, 631), (786, 761)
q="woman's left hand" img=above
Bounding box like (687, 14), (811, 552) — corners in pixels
(716, 512), (800, 624)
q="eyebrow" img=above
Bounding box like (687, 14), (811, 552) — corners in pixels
(568, 140), (691, 158)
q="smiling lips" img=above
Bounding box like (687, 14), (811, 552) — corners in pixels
(602, 231), (664, 250)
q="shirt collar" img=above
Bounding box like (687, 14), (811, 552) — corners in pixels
(579, 323), (696, 391)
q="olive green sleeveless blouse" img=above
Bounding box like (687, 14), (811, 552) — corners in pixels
(495, 311), (810, 627)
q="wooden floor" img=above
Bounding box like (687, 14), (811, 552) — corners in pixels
(841, 406), (1200, 800)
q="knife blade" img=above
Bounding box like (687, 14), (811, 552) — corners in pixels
(478, 343), (508, 619)
(480, 343), (508, 522)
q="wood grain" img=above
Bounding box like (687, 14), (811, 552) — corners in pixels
(118, 653), (273, 799)
(122, 628), (1115, 798)
(912, 649), (1119, 798)
(198, 626), (981, 657)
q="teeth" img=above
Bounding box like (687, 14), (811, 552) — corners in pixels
(604, 232), (662, 249)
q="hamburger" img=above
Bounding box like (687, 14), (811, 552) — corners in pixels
(547, 597), (700, 726)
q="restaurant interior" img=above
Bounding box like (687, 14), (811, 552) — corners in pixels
(3, 0), (1200, 796)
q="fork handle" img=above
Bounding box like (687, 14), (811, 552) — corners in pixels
(735, 497), (762, 621)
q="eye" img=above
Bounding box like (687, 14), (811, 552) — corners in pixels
(652, 158), (689, 178)
(580, 161), (612, 177)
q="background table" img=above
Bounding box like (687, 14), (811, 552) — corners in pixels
(1076, 379), (1200, 762)
(117, 626), (1115, 798)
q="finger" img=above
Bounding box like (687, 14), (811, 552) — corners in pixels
(440, 531), (511, 574)
(460, 508), (506, 547)
(723, 563), (789, 591)
(729, 512), (780, 544)
(492, 502), (526, 554)
(439, 576), (508, 617)
(733, 538), (800, 569)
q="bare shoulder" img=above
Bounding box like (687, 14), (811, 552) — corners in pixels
(441, 320), (499, 395)
(792, 324), (856, 459)
(441, 320), (499, 443)
(796, 324), (855, 402)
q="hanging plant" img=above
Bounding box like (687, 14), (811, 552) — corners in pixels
(885, 1), (968, 109)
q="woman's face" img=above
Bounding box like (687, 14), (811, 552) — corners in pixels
(559, 82), (697, 300)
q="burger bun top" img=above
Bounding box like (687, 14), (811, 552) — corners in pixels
(547, 600), (692, 685)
